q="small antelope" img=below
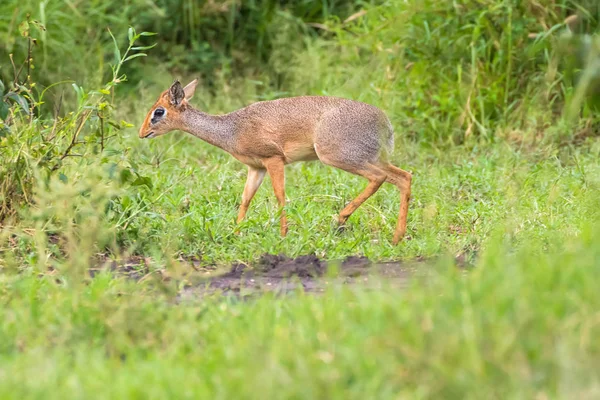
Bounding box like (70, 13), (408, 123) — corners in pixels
(140, 80), (412, 244)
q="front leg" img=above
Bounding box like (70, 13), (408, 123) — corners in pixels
(263, 157), (288, 236)
(237, 166), (266, 224)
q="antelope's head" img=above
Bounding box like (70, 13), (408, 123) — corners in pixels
(139, 79), (198, 139)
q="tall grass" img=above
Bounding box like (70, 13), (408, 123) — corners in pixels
(283, 0), (600, 144)
(0, 0), (362, 91)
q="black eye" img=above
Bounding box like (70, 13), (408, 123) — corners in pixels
(153, 108), (165, 117)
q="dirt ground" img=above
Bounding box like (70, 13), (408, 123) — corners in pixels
(95, 253), (442, 299)
(179, 254), (430, 300)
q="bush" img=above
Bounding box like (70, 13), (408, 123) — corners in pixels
(0, 25), (155, 221)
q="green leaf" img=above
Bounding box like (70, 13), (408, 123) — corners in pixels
(7, 93), (29, 115)
(0, 101), (8, 120)
(128, 27), (134, 45)
(107, 28), (121, 64)
(0, 79), (4, 95)
(58, 173), (68, 183)
(131, 43), (157, 51)
(108, 121), (121, 130)
(30, 20), (46, 31)
(119, 168), (133, 184)
(124, 53), (147, 62)
(121, 195), (131, 210)
(71, 84), (84, 106)
(0, 123), (10, 137)
(139, 32), (157, 36)
(131, 175), (153, 189)
(19, 21), (29, 37)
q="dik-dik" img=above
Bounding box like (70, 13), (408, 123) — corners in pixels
(139, 80), (412, 244)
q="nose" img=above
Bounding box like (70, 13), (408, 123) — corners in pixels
(139, 128), (155, 139)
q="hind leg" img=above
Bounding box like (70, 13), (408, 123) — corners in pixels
(383, 164), (412, 244)
(316, 148), (388, 225)
(337, 165), (387, 225)
(313, 114), (392, 234)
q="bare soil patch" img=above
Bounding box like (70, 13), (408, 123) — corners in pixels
(93, 253), (443, 299)
(179, 254), (429, 300)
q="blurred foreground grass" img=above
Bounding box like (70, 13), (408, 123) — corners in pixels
(1, 223), (600, 398)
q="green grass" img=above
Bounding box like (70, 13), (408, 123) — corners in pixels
(107, 129), (598, 263)
(12, 94), (598, 265)
(1, 1), (600, 398)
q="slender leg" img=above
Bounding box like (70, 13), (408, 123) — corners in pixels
(384, 164), (412, 244)
(264, 157), (288, 236)
(337, 165), (387, 225)
(237, 166), (266, 224)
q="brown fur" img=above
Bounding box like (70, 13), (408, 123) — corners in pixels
(139, 80), (412, 244)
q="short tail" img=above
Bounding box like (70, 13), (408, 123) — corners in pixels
(379, 118), (395, 162)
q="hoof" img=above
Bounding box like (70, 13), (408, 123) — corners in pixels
(336, 224), (347, 234)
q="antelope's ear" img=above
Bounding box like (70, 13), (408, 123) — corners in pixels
(169, 80), (185, 106)
(183, 79), (199, 101)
